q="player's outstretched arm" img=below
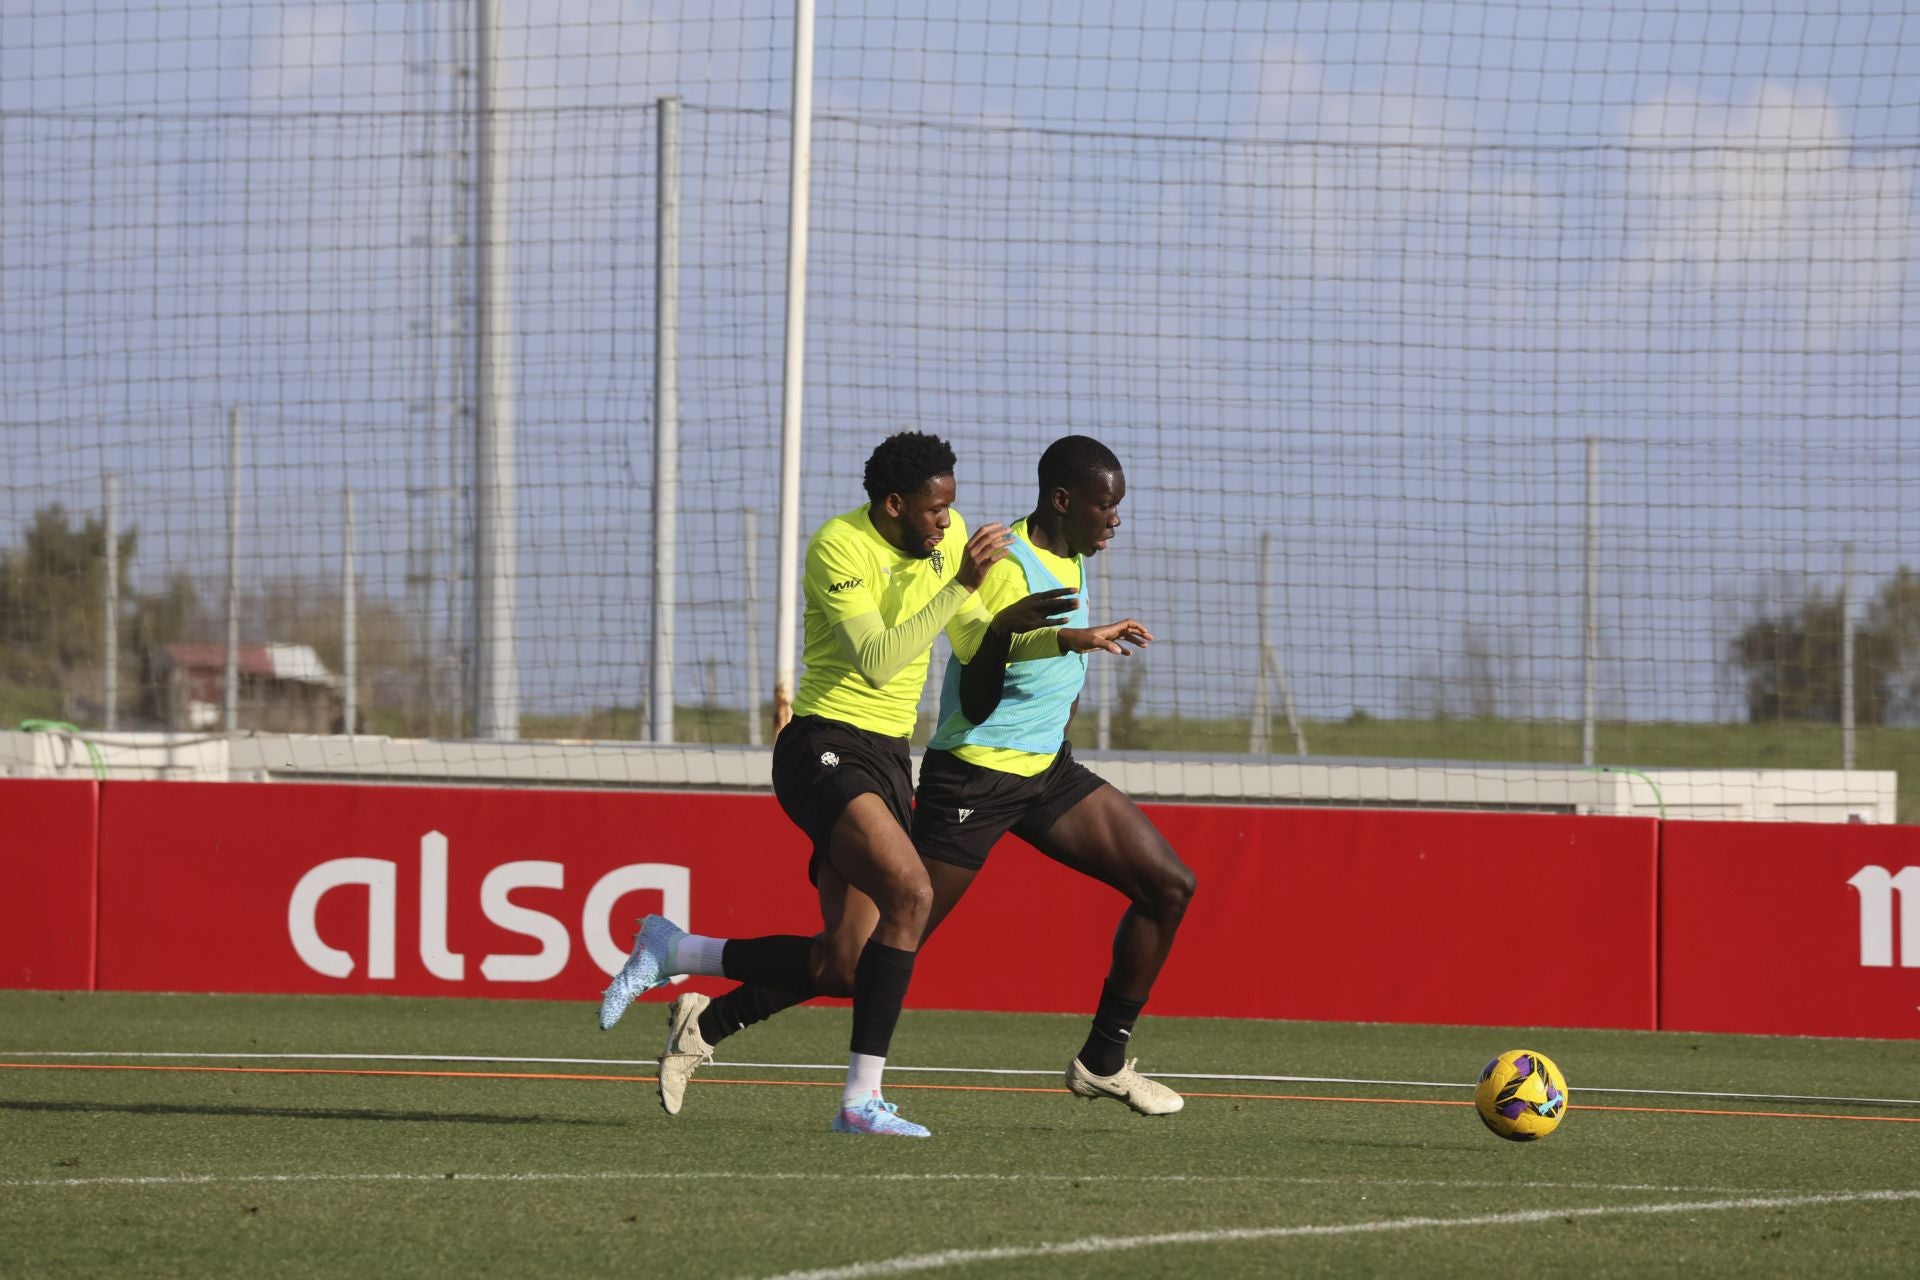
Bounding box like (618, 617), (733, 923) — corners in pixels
(958, 588), (1077, 724)
(1056, 618), (1154, 656)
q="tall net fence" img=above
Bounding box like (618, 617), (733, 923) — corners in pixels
(2, 2), (1917, 815)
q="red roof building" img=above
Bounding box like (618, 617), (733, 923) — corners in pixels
(161, 643), (343, 733)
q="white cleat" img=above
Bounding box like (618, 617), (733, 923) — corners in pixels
(1065, 1056), (1185, 1116)
(657, 992), (713, 1116)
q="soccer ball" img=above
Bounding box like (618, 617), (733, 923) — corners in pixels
(1474, 1049), (1568, 1142)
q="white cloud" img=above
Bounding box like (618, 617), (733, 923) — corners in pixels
(1231, 49), (1919, 356)
(249, 2), (400, 107)
(1235, 35), (1545, 352)
(1613, 82), (1916, 339)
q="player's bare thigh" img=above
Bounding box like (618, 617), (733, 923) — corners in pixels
(1027, 783), (1191, 903)
(815, 824), (979, 991)
(817, 792), (934, 961)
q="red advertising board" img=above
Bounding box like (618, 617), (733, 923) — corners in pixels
(997, 803), (1658, 1029)
(1661, 822), (1920, 1038)
(92, 782), (1660, 1030)
(96, 782), (818, 1001)
(0, 779), (99, 990)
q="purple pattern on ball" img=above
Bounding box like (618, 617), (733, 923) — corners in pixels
(1499, 1099), (1528, 1119)
(1480, 1059), (1499, 1081)
(1512, 1054), (1534, 1078)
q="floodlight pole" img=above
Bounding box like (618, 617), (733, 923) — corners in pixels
(1250, 535), (1273, 753)
(773, 0), (816, 732)
(1273, 651), (1309, 759)
(650, 95), (682, 743)
(472, 0), (520, 741)
(226, 407), (242, 734)
(1582, 436), (1599, 767)
(103, 474), (119, 731)
(343, 488), (358, 735)
(745, 507), (764, 746)
(1842, 543), (1856, 770)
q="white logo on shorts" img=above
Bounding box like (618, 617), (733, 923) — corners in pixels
(819, 751), (840, 768)
(956, 808), (973, 822)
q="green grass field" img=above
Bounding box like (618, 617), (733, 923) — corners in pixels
(3, 991), (1918, 1277)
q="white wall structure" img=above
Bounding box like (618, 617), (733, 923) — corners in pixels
(0, 732), (1895, 824)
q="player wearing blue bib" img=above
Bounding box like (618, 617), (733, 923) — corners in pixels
(653, 436), (1196, 1119)
(912, 435), (1193, 1114)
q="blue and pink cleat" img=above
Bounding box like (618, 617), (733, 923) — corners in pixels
(598, 914), (684, 1031)
(832, 1094), (932, 1138)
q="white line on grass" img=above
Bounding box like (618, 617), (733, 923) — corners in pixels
(0, 1171), (1798, 1197)
(5, 1050), (1918, 1109)
(749, 1189), (1920, 1280)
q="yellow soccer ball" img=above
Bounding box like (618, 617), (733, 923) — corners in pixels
(1474, 1049), (1569, 1142)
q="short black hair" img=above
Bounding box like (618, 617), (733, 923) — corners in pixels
(1037, 434), (1122, 495)
(863, 431), (957, 503)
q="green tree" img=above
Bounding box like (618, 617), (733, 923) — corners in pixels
(1865, 566), (1920, 724)
(1729, 584), (1899, 725)
(0, 503), (203, 726)
(0, 505), (131, 718)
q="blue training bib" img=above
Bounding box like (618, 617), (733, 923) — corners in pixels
(928, 537), (1089, 755)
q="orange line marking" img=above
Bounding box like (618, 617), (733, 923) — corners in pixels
(5, 1062), (1917, 1124)
(0, 1062), (654, 1084)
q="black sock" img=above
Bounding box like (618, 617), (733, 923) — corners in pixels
(848, 941), (916, 1058)
(719, 936), (817, 994)
(1078, 982), (1147, 1077)
(698, 984), (810, 1046)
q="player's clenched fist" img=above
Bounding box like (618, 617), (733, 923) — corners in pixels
(956, 522), (1012, 590)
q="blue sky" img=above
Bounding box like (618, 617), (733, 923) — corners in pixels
(3, 1), (1916, 730)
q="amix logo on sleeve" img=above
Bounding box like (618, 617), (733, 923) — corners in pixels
(827, 577), (863, 593)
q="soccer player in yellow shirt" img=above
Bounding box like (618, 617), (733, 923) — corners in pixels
(646, 435), (1195, 1120)
(599, 431), (1060, 1137)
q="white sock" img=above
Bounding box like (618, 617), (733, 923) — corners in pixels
(669, 933), (728, 978)
(842, 1053), (886, 1109)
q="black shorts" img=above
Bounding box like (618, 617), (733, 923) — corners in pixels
(910, 742), (1109, 872)
(772, 713), (915, 882)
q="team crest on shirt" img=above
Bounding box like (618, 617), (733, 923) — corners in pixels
(819, 751), (840, 768)
(930, 548), (944, 574)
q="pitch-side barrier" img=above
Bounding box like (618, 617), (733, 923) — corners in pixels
(2, 761), (1914, 1037)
